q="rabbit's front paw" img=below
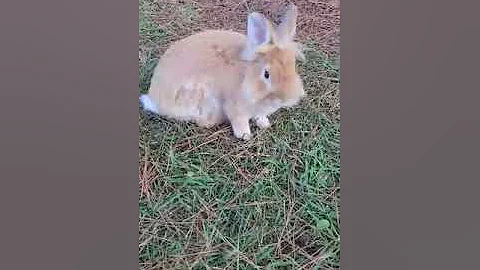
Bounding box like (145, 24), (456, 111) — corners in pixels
(233, 128), (252, 141)
(239, 132), (252, 140)
(254, 116), (271, 129)
(231, 117), (252, 140)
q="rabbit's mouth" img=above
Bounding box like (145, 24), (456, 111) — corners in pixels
(282, 87), (305, 108)
(282, 98), (300, 108)
(260, 92), (301, 109)
(281, 91), (305, 108)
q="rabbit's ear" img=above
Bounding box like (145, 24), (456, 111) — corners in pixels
(247, 12), (271, 47)
(241, 12), (272, 60)
(276, 3), (298, 43)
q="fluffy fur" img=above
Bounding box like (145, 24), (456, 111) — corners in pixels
(140, 4), (305, 140)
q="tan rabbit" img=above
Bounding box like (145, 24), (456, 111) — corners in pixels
(140, 4), (305, 140)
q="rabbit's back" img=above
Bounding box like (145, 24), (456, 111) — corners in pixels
(147, 30), (248, 126)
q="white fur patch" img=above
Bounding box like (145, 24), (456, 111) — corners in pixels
(139, 94), (159, 114)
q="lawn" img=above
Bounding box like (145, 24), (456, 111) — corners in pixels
(139, 1), (340, 269)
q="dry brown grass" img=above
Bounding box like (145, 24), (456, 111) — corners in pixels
(141, 0), (340, 55)
(193, 0), (340, 56)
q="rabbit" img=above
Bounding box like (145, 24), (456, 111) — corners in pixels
(139, 3), (305, 140)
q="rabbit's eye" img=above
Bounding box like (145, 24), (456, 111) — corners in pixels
(263, 70), (270, 79)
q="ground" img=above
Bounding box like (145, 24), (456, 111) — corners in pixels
(139, 0), (340, 269)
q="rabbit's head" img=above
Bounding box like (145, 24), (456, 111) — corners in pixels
(241, 4), (305, 108)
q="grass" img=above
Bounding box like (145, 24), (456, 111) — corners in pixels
(139, 1), (340, 269)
